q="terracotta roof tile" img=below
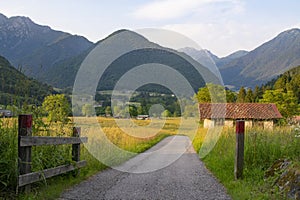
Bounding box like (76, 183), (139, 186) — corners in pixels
(199, 103), (282, 120)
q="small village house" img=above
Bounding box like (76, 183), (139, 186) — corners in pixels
(0, 109), (13, 118)
(199, 103), (282, 129)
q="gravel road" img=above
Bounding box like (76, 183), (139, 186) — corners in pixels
(59, 135), (231, 200)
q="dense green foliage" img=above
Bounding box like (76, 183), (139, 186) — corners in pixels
(258, 65), (300, 119)
(0, 120), (18, 196)
(273, 65), (300, 102)
(260, 89), (299, 118)
(0, 56), (54, 106)
(42, 94), (71, 123)
(93, 91), (181, 117)
(195, 83), (235, 103)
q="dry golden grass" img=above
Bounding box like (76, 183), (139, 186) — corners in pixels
(72, 117), (182, 151)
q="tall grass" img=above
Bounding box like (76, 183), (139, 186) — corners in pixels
(192, 126), (300, 199)
(0, 118), (18, 197)
(0, 116), (177, 199)
(2, 116), (298, 199)
(0, 117), (76, 198)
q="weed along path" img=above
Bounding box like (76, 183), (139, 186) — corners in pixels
(59, 136), (231, 200)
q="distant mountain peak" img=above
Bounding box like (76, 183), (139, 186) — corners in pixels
(0, 12), (93, 83)
(224, 50), (248, 59)
(277, 28), (300, 38)
(0, 13), (8, 23)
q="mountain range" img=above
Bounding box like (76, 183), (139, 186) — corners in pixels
(0, 13), (93, 81)
(180, 28), (300, 88)
(1, 13), (300, 90)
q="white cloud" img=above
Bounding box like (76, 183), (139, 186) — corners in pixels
(133, 0), (244, 21)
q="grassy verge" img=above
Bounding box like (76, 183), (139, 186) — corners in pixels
(2, 117), (299, 199)
(0, 117), (175, 199)
(192, 126), (300, 199)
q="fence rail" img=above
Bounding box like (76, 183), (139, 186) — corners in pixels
(18, 114), (88, 192)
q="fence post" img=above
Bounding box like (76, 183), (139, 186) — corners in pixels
(18, 114), (32, 193)
(235, 120), (245, 180)
(72, 127), (81, 176)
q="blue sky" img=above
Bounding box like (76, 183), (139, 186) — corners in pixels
(1, 0), (299, 57)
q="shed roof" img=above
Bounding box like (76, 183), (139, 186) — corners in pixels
(199, 103), (282, 120)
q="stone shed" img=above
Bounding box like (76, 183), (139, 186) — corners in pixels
(199, 103), (282, 129)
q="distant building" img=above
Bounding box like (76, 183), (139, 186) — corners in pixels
(0, 109), (13, 118)
(137, 115), (150, 120)
(199, 103), (282, 129)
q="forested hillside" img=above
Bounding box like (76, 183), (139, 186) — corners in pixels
(272, 65), (300, 101)
(0, 55), (54, 106)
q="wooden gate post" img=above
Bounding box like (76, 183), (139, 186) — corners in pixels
(18, 114), (33, 193)
(72, 127), (81, 176)
(235, 120), (245, 180)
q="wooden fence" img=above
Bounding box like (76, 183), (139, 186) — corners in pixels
(18, 114), (88, 192)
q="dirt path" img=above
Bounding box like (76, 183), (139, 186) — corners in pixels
(58, 136), (231, 200)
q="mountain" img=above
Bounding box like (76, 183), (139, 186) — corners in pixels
(2, 13), (300, 91)
(0, 13), (93, 81)
(47, 30), (219, 93)
(219, 28), (300, 88)
(179, 47), (248, 69)
(217, 50), (248, 67)
(223, 50), (249, 60)
(0, 55), (54, 105)
(178, 48), (219, 74)
(179, 47), (219, 64)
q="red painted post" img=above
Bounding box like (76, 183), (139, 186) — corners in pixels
(72, 127), (81, 176)
(235, 120), (245, 180)
(18, 114), (33, 193)
(72, 127), (81, 162)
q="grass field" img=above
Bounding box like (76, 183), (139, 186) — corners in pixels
(0, 117), (178, 199)
(1, 117), (299, 199)
(191, 126), (300, 199)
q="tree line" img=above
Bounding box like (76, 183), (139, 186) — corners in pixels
(196, 76), (300, 120)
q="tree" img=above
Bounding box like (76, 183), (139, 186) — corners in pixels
(183, 104), (197, 118)
(105, 106), (112, 117)
(253, 85), (262, 102)
(128, 105), (138, 117)
(42, 94), (70, 123)
(237, 87), (246, 103)
(137, 105), (144, 115)
(196, 86), (211, 103)
(162, 110), (171, 118)
(196, 83), (226, 103)
(260, 89), (299, 118)
(113, 105), (122, 117)
(245, 88), (254, 103)
(72, 104), (83, 116)
(226, 90), (237, 102)
(82, 104), (94, 117)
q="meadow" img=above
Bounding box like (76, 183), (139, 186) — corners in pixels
(192, 126), (300, 199)
(0, 117), (176, 199)
(0, 117), (299, 199)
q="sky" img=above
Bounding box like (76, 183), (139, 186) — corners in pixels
(1, 0), (300, 57)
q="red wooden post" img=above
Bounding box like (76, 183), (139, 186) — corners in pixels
(72, 127), (81, 162)
(235, 120), (245, 180)
(18, 114), (33, 193)
(72, 127), (81, 176)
